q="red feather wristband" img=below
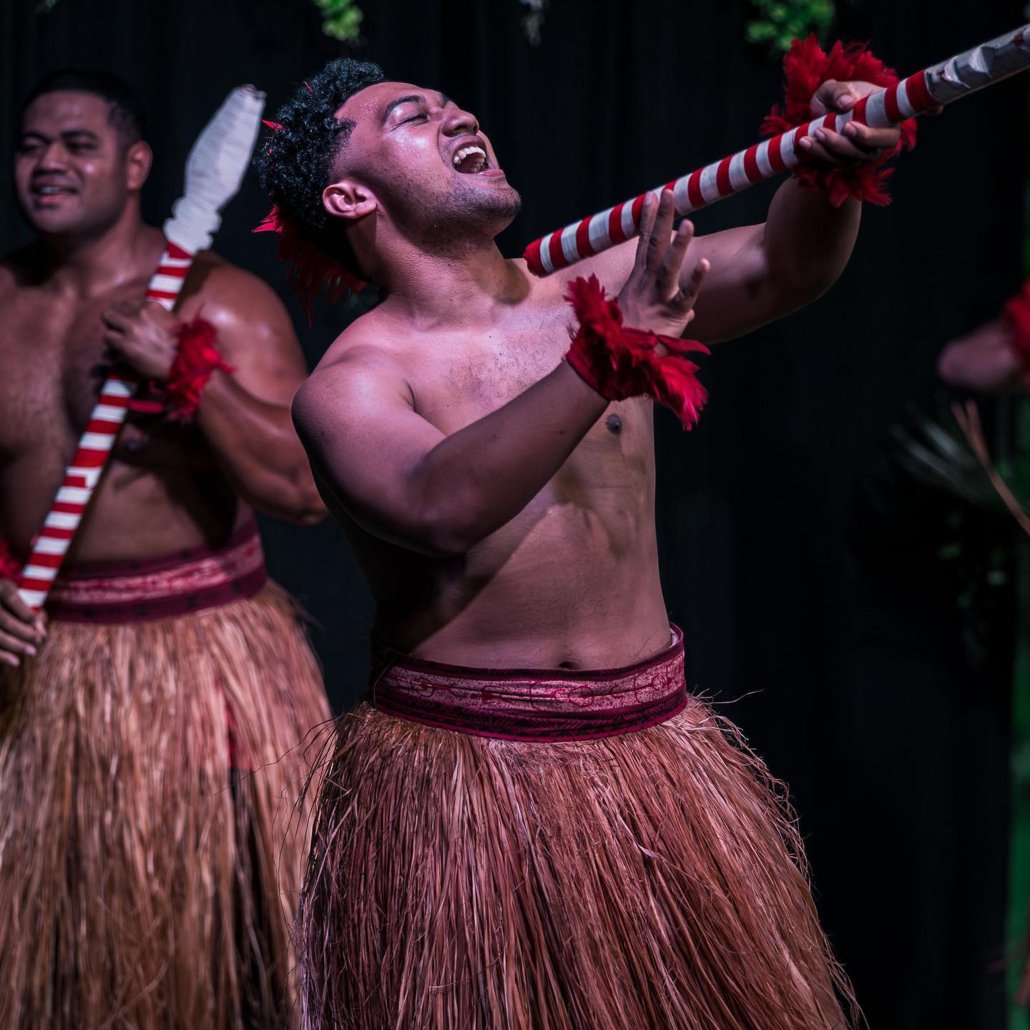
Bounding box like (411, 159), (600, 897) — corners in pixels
(761, 35), (918, 207)
(131, 318), (233, 421)
(564, 275), (709, 430)
(165, 318), (233, 421)
(0, 540), (21, 582)
(1003, 280), (1030, 380)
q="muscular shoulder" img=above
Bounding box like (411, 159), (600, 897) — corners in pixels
(178, 250), (288, 325)
(295, 322), (411, 435)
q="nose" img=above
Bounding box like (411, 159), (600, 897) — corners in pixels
(442, 105), (479, 137)
(33, 141), (69, 171)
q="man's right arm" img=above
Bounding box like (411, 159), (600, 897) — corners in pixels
(293, 348), (607, 557)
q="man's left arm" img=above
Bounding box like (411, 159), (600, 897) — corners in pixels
(102, 260), (327, 525)
(579, 79), (903, 344)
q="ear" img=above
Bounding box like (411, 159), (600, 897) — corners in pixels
(323, 179), (377, 223)
(125, 141), (152, 192)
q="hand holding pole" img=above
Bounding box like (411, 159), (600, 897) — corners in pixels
(525, 26), (1030, 276)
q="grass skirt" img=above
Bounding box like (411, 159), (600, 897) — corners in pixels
(0, 582), (330, 1029)
(300, 638), (856, 1029)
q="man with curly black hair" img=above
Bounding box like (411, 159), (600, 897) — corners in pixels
(257, 59), (385, 306)
(0, 68), (331, 1028)
(261, 57), (901, 1029)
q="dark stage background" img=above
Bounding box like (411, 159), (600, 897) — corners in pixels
(3, 0), (1027, 1025)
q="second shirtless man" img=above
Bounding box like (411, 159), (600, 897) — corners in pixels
(0, 69), (330, 1028)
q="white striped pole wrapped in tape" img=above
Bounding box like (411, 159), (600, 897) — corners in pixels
(16, 85), (265, 610)
(525, 24), (1030, 276)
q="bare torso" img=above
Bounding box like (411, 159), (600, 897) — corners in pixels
(0, 234), (248, 564)
(318, 262), (671, 670)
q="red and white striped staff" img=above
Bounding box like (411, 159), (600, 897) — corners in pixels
(525, 24), (1030, 277)
(16, 86), (266, 610)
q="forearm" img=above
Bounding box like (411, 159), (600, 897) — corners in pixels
(197, 372), (326, 524)
(346, 363), (608, 556)
(684, 180), (861, 343)
(762, 178), (861, 308)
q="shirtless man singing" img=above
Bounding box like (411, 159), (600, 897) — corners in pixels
(259, 56), (902, 1029)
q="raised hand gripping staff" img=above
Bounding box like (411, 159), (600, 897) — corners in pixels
(525, 25), (1030, 276)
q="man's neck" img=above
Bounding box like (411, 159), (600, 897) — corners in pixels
(35, 207), (162, 297)
(375, 239), (526, 328)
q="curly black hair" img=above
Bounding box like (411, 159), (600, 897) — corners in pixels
(256, 59), (385, 254)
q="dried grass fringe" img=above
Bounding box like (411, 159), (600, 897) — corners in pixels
(0, 582), (330, 1029)
(300, 695), (859, 1029)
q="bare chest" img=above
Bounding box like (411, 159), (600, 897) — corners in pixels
(405, 316), (656, 493)
(0, 286), (140, 460)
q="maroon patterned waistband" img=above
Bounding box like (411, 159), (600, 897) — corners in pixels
(46, 521), (268, 624)
(369, 627), (687, 742)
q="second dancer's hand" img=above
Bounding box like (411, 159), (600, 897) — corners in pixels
(101, 300), (180, 380)
(0, 580), (46, 668)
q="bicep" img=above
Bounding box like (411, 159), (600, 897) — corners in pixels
(293, 365), (445, 542)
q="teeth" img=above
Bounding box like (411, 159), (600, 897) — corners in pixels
(37, 186), (66, 195)
(452, 145), (486, 167)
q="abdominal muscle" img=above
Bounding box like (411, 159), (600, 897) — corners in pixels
(356, 472), (673, 672)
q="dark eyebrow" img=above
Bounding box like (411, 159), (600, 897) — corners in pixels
(380, 95), (425, 125)
(380, 92), (452, 125)
(18, 128), (100, 143)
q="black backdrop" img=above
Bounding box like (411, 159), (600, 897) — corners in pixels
(3, 1), (1027, 1025)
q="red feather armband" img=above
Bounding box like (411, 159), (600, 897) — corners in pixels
(1003, 281), (1030, 380)
(0, 540), (21, 582)
(761, 35), (918, 207)
(131, 318), (233, 421)
(563, 275), (709, 430)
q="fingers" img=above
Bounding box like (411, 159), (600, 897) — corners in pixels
(101, 307), (130, 332)
(107, 299), (143, 317)
(0, 581), (43, 628)
(632, 189), (678, 281)
(645, 190), (678, 274)
(632, 193), (659, 275)
(0, 629), (38, 666)
(798, 124), (898, 165)
(824, 81), (856, 112)
(0, 585), (46, 667)
(655, 218), (694, 299)
(811, 79), (857, 116)
(673, 257), (709, 321)
(842, 121), (898, 151)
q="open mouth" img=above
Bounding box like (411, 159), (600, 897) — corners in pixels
(452, 144), (489, 174)
(31, 184), (76, 198)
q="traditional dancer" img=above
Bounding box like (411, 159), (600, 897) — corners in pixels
(259, 47), (905, 1029)
(0, 69), (331, 1028)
